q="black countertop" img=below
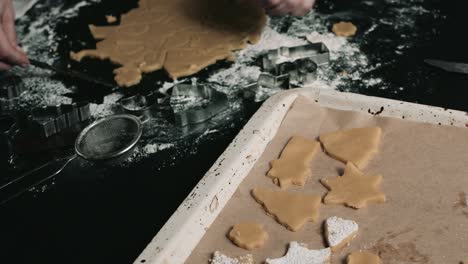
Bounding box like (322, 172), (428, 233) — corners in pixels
(1, 0), (467, 263)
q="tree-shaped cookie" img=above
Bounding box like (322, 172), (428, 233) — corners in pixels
(320, 162), (385, 209)
(251, 188), (321, 231)
(267, 136), (320, 189)
(228, 223), (268, 250)
(319, 127), (382, 169)
(266, 241), (331, 264)
(325, 216), (358, 251)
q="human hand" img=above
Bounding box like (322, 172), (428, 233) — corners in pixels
(0, 0), (29, 70)
(260, 0), (316, 16)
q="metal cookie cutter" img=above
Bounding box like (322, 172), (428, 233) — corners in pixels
(262, 42), (330, 72)
(273, 58), (318, 86)
(170, 83), (228, 126)
(243, 73), (290, 102)
(118, 91), (169, 123)
(0, 73), (26, 114)
(21, 102), (91, 138)
(0, 115), (16, 158)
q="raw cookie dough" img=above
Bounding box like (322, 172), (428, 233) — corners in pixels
(325, 216), (358, 251)
(319, 127), (382, 169)
(228, 223), (268, 250)
(266, 241), (331, 264)
(70, 0), (266, 87)
(347, 251), (382, 264)
(105, 15), (117, 23)
(251, 188), (321, 231)
(320, 162), (385, 209)
(332, 22), (357, 37)
(211, 251), (254, 264)
(267, 136), (320, 188)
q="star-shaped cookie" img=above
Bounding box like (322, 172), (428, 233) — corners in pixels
(320, 162), (385, 209)
(266, 241), (331, 264)
(251, 188), (321, 231)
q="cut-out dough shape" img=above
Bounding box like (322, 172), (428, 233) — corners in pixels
(319, 127), (382, 169)
(211, 251), (254, 264)
(320, 162), (385, 209)
(105, 15), (117, 23)
(347, 251), (382, 264)
(325, 216), (358, 251)
(251, 188), (321, 231)
(332, 22), (357, 37)
(266, 241), (331, 264)
(267, 136), (320, 189)
(228, 223), (268, 250)
(71, 0), (266, 87)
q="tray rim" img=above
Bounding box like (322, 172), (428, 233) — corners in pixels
(134, 87), (468, 264)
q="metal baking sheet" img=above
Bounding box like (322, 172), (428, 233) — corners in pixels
(134, 87), (468, 264)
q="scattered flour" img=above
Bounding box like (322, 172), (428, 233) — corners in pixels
(89, 92), (123, 118)
(266, 241), (331, 264)
(211, 251), (254, 264)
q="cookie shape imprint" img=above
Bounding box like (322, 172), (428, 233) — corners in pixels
(332, 22), (357, 37)
(319, 127), (382, 169)
(266, 241), (331, 264)
(251, 188), (321, 231)
(325, 216), (358, 251)
(320, 162), (385, 209)
(347, 251), (382, 264)
(211, 251), (254, 264)
(70, 0), (266, 87)
(228, 223), (268, 250)
(267, 136), (320, 188)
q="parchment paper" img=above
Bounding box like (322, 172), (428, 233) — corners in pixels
(187, 96), (468, 264)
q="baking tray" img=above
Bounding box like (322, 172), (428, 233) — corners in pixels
(134, 87), (468, 264)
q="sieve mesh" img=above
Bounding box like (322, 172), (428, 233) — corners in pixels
(76, 115), (141, 160)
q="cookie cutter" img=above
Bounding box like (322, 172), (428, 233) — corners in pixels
(20, 102), (91, 138)
(242, 73), (290, 102)
(170, 83), (228, 126)
(118, 91), (169, 123)
(0, 73), (26, 114)
(262, 42), (330, 72)
(271, 58), (318, 86)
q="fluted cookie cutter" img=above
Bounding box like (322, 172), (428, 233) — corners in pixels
(170, 83), (228, 126)
(20, 102), (91, 138)
(262, 42), (330, 72)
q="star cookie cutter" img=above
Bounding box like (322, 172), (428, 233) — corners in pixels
(118, 91), (169, 124)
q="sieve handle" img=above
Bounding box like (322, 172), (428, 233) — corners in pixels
(0, 154), (77, 205)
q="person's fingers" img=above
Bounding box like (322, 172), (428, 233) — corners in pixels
(0, 27), (29, 67)
(0, 61), (13, 71)
(268, 2), (290, 16)
(2, 0), (18, 47)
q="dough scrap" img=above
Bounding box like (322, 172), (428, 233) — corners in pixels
(347, 251), (382, 264)
(211, 251), (254, 264)
(105, 15), (117, 23)
(332, 22), (357, 37)
(321, 162), (385, 209)
(319, 127), (382, 169)
(325, 216), (358, 251)
(266, 241), (331, 264)
(71, 0), (266, 87)
(228, 223), (268, 250)
(251, 188), (321, 231)
(267, 136), (320, 189)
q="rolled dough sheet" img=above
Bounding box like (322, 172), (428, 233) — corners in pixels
(70, 0), (266, 87)
(186, 96), (468, 263)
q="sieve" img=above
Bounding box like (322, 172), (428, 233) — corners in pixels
(0, 114), (142, 204)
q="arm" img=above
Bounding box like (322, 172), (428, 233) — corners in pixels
(261, 0), (316, 16)
(0, 0), (29, 70)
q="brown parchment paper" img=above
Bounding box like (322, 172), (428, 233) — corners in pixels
(186, 96), (468, 264)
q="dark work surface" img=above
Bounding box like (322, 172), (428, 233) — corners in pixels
(1, 1), (468, 264)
